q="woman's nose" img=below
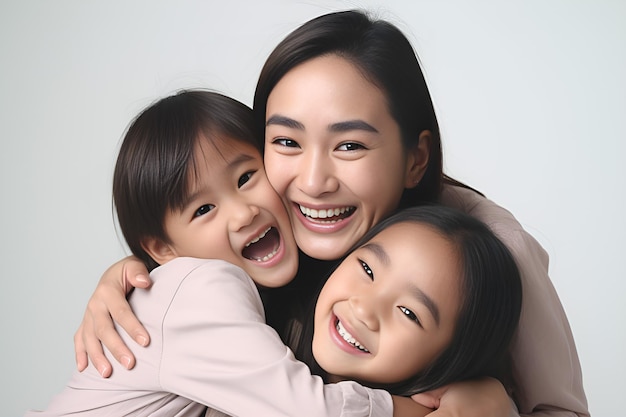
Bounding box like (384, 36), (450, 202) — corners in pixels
(296, 150), (339, 197)
(349, 293), (380, 331)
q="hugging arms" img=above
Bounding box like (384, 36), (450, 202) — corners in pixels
(75, 9), (588, 417)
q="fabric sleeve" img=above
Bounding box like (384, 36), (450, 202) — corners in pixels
(441, 185), (589, 417)
(158, 260), (393, 417)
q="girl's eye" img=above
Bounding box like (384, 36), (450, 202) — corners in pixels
(359, 259), (374, 280)
(194, 204), (215, 218)
(399, 306), (422, 327)
(272, 138), (300, 148)
(336, 142), (366, 151)
(238, 171), (255, 188)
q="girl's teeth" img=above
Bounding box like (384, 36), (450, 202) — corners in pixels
(257, 248), (278, 262)
(245, 227), (270, 247)
(336, 320), (369, 352)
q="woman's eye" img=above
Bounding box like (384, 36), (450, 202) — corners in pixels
(359, 259), (374, 280)
(238, 171), (255, 188)
(194, 204), (215, 218)
(336, 142), (366, 151)
(272, 138), (300, 148)
(399, 306), (422, 327)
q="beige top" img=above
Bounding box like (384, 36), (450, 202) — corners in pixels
(441, 184), (589, 417)
(25, 258), (393, 417)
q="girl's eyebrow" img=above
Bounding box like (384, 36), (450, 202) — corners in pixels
(361, 241), (440, 326)
(408, 284), (440, 327)
(361, 242), (390, 265)
(181, 153), (256, 210)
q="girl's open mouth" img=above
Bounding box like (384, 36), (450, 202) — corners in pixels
(242, 227), (280, 262)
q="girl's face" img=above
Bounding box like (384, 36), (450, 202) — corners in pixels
(312, 222), (461, 384)
(264, 55), (428, 260)
(146, 137), (298, 288)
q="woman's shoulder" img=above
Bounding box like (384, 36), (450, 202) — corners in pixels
(440, 184), (520, 230)
(440, 184), (548, 267)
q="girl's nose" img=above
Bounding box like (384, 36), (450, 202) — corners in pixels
(296, 150), (339, 197)
(228, 198), (260, 232)
(348, 293), (380, 332)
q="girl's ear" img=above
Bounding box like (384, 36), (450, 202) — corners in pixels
(141, 237), (177, 266)
(404, 130), (431, 189)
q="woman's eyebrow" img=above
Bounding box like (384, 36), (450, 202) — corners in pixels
(328, 119), (378, 133)
(266, 114), (304, 130)
(266, 115), (378, 134)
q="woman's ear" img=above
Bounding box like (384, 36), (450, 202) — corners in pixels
(404, 130), (431, 189)
(141, 237), (177, 266)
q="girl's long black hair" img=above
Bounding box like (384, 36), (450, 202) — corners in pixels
(295, 205), (522, 396)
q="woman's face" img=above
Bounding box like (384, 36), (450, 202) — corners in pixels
(264, 55), (427, 260)
(312, 221), (461, 384)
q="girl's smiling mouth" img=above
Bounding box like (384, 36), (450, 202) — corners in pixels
(242, 227), (281, 262)
(329, 314), (370, 354)
(336, 319), (370, 353)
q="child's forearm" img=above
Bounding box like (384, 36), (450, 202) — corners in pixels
(158, 259), (395, 416)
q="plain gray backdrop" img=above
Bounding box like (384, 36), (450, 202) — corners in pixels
(1, 1), (624, 416)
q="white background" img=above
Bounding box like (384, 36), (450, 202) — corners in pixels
(1, 1), (624, 416)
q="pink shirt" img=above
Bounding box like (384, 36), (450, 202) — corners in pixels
(441, 185), (589, 417)
(25, 258), (393, 417)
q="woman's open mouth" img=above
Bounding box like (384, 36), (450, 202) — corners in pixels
(242, 227), (280, 262)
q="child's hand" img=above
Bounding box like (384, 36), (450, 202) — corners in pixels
(392, 395), (433, 417)
(411, 385), (448, 410)
(412, 378), (512, 417)
(74, 256), (152, 377)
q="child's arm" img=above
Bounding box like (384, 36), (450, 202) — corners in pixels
(154, 258), (393, 417)
(412, 378), (514, 417)
(74, 256), (151, 376)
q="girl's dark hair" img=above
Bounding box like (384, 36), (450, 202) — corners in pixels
(296, 205), (522, 395)
(255, 9), (462, 205)
(112, 90), (257, 271)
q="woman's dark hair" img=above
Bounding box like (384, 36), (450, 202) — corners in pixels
(256, 9), (484, 349)
(296, 205), (522, 395)
(253, 9), (446, 205)
(112, 90), (258, 271)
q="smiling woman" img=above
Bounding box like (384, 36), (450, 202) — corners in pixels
(263, 54), (428, 261)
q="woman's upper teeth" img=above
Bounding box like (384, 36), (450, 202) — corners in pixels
(299, 205), (351, 219)
(245, 227), (271, 247)
(336, 320), (369, 352)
